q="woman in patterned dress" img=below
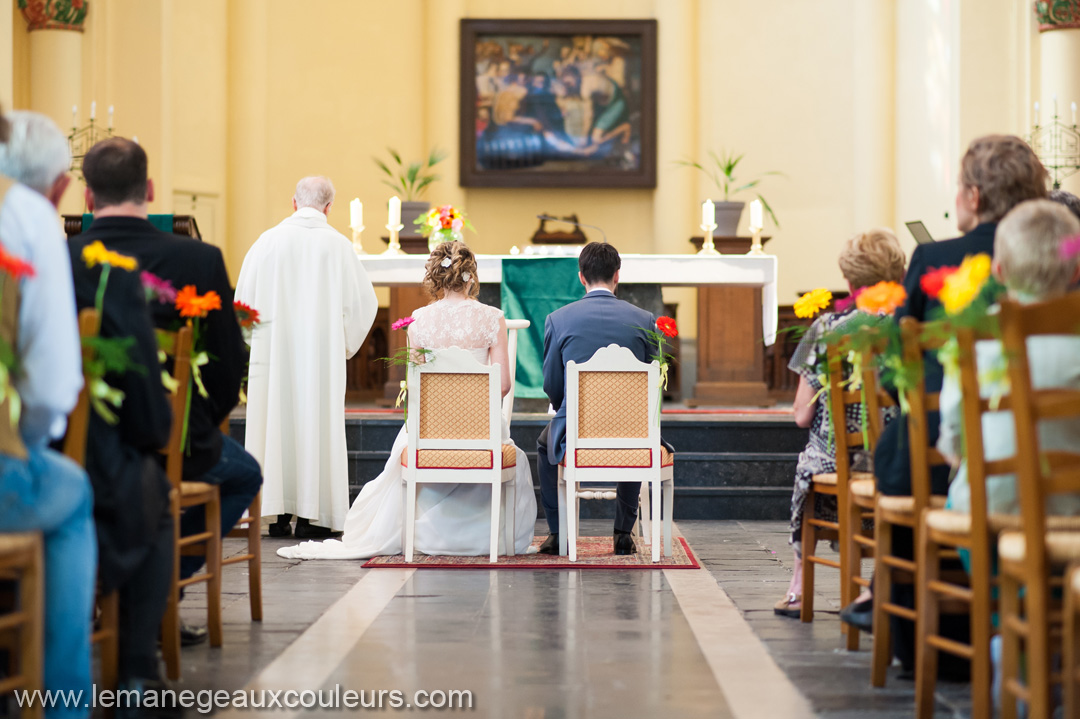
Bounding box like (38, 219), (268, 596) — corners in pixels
(774, 229), (907, 617)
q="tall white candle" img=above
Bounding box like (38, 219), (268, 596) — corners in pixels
(1072, 102), (1077, 126)
(1035, 101), (1040, 125)
(388, 196), (401, 227)
(701, 199), (714, 227)
(90, 101), (96, 120)
(72, 105), (77, 127)
(108, 105), (114, 130)
(1054, 93), (1059, 118)
(350, 198), (362, 228)
(749, 199), (764, 231)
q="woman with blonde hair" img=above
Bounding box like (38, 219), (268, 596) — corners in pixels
(279, 241), (538, 559)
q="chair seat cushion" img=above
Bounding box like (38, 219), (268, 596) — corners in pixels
(180, 481), (217, 496)
(562, 446), (673, 468)
(926, 510), (1080, 536)
(998, 528), (1080, 564)
(812, 471), (874, 487)
(0, 532), (39, 553)
(401, 444), (516, 470)
(877, 494), (947, 514)
(850, 478), (876, 499)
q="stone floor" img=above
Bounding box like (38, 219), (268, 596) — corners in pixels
(172, 520), (974, 718)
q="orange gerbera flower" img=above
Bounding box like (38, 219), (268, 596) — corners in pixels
(0, 245), (35, 280)
(175, 285), (222, 318)
(855, 281), (907, 316)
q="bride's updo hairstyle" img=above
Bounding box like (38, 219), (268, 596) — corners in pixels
(422, 241), (479, 300)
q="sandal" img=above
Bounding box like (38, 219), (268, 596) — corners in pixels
(773, 593), (802, 618)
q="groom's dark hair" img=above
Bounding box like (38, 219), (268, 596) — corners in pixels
(578, 242), (621, 285)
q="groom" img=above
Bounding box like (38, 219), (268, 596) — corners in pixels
(536, 242), (659, 556)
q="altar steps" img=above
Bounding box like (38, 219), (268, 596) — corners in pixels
(228, 412), (803, 521)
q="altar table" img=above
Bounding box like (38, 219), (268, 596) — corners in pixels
(358, 253), (779, 407)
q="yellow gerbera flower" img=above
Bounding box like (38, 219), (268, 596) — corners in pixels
(939, 253), (991, 315)
(81, 240), (138, 272)
(793, 287), (833, 319)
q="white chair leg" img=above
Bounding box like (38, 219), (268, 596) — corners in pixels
(489, 480), (500, 563)
(503, 474), (516, 556)
(651, 477), (661, 564)
(663, 475), (674, 558)
(558, 470), (568, 556)
(568, 482), (578, 563)
(639, 482), (652, 541)
(404, 478), (418, 563)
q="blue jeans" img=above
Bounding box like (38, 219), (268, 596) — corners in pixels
(0, 444), (95, 719)
(179, 433), (262, 580)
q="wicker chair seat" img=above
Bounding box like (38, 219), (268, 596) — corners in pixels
(877, 494), (947, 514)
(812, 471), (874, 486)
(400, 444), (516, 470)
(998, 529), (1080, 564)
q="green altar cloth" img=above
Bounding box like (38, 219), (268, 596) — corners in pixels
(81, 213), (174, 233)
(500, 258), (583, 399)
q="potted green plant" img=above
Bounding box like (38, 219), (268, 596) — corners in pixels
(374, 147), (447, 235)
(676, 150), (782, 237)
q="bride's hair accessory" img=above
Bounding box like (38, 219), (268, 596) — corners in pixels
(441, 257), (452, 268)
(462, 272), (471, 282)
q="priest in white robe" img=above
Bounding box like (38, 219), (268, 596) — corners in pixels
(235, 176), (377, 537)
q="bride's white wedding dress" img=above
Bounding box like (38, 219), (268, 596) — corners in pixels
(277, 298), (538, 560)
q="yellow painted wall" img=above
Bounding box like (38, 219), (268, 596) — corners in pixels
(6, 0), (1046, 330)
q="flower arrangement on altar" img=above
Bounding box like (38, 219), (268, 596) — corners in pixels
(415, 205), (475, 251)
(81, 242), (146, 424)
(0, 244), (35, 428)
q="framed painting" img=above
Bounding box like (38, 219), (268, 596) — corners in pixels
(460, 19), (657, 188)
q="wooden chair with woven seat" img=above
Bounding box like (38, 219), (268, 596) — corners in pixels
(994, 292), (1080, 719)
(800, 336), (876, 639)
(158, 326), (223, 681)
(557, 344), (674, 564)
(400, 347), (517, 563)
(219, 417), (262, 622)
(61, 308), (120, 694)
(0, 532), (43, 719)
(867, 317), (949, 688)
(913, 325), (1000, 718)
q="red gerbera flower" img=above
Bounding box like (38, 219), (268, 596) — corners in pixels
(233, 301), (260, 328)
(656, 316), (678, 338)
(920, 265), (958, 299)
(0, 245), (35, 280)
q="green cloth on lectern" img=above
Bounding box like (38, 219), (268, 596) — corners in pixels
(500, 258), (583, 399)
(81, 213), (174, 234)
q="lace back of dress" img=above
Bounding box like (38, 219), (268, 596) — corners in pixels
(411, 300), (501, 356)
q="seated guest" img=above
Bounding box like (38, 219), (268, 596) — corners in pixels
(0, 107), (94, 718)
(1, 112), (177, 710)
(1050, 188), (1080, 223)
(774, 229), (905, 617)
(70, 138), (261, 644)
(938, 199), (1080, 516)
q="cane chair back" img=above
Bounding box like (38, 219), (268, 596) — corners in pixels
(157, 326), (223, 680)
(996, 293), (1080, 719)
(402, 347), (516, 563)
(0, 533), (43, 718)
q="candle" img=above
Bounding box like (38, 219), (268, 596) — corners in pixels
(388, 196), (401, 227)
(1054, 93), (1059, 118)
(71, 105), (77, 127)
(749, 199), (764, 231)
(90, 101), (96, 120)
(1072, 102), (1077, 126)
(108, 105), (114, 130)
(1035, 101), (1040, 125)
(350, 198), (362, 228)
(701, 199), (714, 228)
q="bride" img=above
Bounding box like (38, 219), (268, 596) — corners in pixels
(278, 241), (538, 560)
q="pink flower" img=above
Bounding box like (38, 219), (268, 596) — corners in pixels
(391, 316), (415, 331)
(1060, 234), (1080, 262)
(141, 271), (177, 304)
(833, 287), (863, 313)
(451, 218), (463, 232)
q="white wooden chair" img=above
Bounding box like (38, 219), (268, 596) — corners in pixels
(400, 347), (517, 563)
(557, 344), (674, 563)
(502, 319), (530, 425)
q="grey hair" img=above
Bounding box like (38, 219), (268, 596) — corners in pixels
(996, 199), (1080, 298)
(293, 175), (335, 210)
(0, 111), (70, 195)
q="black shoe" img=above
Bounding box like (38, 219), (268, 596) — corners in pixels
(115, 677), (183, 719)
(839, 597), (874, 634)
(613, 531), (635, 555)
(180, 622), (208, 647)
(537, 534), (559, 555)
(268, 514), (293, 538)
(294, 521), (340, 539)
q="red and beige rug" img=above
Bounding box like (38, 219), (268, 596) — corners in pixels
(362, 535), (699, 569)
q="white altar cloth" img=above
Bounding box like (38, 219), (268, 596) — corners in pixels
(357, 253), (779, 345)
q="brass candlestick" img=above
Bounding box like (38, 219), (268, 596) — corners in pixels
(748, 228), (765, 256)
(698, 222), (719, 256)
(351, 226), (367, 255)
(383, 223), (405, 255)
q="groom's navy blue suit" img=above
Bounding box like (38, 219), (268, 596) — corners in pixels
(537, 288), (657, 535)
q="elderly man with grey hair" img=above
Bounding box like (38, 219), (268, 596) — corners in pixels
(236, 176), (377, 537)
(0, 110), (72, 207)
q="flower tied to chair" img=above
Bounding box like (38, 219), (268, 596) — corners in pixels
(81, 241), (145, 424)
(0, 244), (34, 429)
(640, 317), (678, 425)
(383, 316), (433, 423)
(164, 285), (222, 452)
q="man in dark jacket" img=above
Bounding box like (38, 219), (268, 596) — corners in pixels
(70, 138), (262, 643)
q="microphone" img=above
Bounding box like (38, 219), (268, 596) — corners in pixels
(536, 215), (607, 244)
